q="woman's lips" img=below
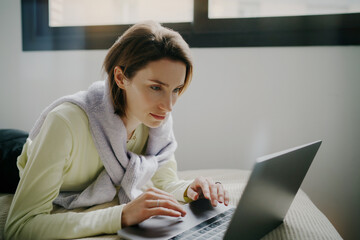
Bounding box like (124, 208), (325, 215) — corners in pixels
(150, 113), (166, 120)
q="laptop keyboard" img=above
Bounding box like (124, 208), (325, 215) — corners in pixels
(170, 208), (235, 240)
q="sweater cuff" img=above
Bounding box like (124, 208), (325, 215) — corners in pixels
(106, 205), (125, 233)
(171, 179), (193, 203)
(183, 185), (193, 203)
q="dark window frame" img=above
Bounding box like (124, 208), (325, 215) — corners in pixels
(22, 0), (360, 51)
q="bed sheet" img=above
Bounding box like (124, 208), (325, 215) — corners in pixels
(0, 169), (342, 240)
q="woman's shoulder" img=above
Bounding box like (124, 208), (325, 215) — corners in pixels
(48, 102), (89, 130)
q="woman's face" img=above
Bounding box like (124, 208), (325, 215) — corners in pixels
(117, 58), (186, 128)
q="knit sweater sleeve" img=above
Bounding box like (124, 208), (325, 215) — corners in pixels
(4, 109), (123, 240)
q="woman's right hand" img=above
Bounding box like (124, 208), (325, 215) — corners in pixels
(121, 187), (187, 228)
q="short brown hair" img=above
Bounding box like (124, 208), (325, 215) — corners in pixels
(103, 21), (193, 117)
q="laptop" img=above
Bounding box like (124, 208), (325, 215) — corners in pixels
(117, 140), (322, 240)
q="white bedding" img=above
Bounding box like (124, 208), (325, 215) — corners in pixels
(0, 169), (342, 240)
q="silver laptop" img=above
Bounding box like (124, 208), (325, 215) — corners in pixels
(118, 140), (322, 240)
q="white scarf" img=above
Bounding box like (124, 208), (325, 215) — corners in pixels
(29, 81), (177, 209)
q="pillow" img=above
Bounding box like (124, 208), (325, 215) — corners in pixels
(0, 129), (28, 193)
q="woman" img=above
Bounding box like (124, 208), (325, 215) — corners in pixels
(5, 21), (229, 239)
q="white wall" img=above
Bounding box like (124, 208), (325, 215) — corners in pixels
(173, 47), (360, 240)
(1, 1), (359, 239)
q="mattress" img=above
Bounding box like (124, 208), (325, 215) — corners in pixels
(0, 169), (342, 240)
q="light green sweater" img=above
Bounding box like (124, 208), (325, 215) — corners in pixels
(5, 102), (192, 240)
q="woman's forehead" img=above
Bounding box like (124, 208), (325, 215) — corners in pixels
(133, 59), (186, 86)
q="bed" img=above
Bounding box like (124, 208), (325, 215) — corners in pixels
(0, 169), (342, 240)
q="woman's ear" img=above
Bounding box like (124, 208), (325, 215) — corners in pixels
(114, 66), (126, 90)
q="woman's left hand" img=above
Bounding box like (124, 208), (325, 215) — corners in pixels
(186, 177), (229, 207)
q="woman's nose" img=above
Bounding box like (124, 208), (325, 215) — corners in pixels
(159, 94), (173, 112)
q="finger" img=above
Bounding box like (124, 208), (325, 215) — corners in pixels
(143, 189), (179, 205)
(143, 190), (187, 217)
(196, 177), (210, 199)
(207, 179), (218, 207)
(186, 187), (199, 200)
(224, 189), (230, 206)
(146, 187), (177, 200)
(146, 207), (183, 219)
(152, 200), (186, 217)
(216, 183), (225, 204)
(147, 199), (187, 217)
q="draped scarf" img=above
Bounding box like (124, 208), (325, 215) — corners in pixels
(29, 81), (177, 209)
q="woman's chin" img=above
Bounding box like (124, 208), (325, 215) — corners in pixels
(144, 120), (164, 128)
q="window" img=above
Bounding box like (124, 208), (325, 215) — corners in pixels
(208, 0), (360, 19)
(22, 0), (360, 51)
(49, 0), (194, 27)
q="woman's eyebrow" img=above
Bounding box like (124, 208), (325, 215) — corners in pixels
(149, 79), (169, 87)
(149, 79), (184, 88)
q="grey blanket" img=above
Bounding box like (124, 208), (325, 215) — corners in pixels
(29, 81), (177, 209)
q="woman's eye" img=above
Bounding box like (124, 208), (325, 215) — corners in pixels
(173, 88), (181, 93)
(150, 86), (161, 91)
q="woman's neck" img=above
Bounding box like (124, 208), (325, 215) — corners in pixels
(121, 115), (140, 141)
